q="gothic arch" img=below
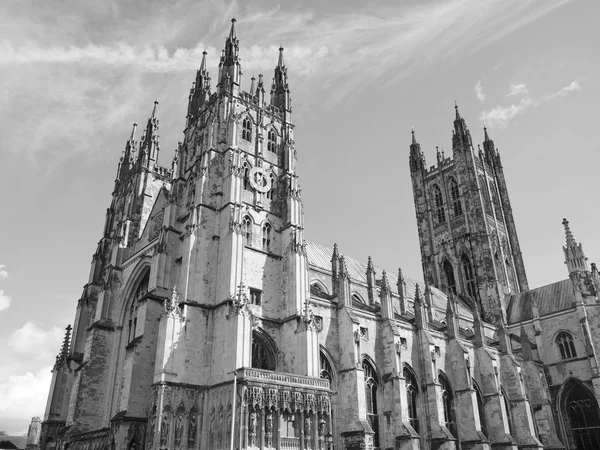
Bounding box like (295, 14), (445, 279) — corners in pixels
(438, 370), (458, 440)
(362, 357), (380, 448)
(352, 292), (366, 304)
(251, 329), (277, 370)
(442, 259), (457, 295)
(403, 363), (421, 434)
(557, 378), (600, 449)
(310, 279), (329, 296)
(472, 379), (488, 438)
(118, 261), (152, 327)
(553, 330), (578, 360)
(319, 345), (336, 385)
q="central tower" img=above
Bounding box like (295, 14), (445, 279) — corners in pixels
(410, 106), (528, 321)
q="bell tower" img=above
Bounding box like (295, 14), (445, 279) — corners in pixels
(410, 105), (528, 321)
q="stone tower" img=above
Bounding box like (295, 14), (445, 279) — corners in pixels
(409, 105), (528, 321)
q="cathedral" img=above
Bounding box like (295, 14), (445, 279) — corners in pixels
(40, 19), (600, 450)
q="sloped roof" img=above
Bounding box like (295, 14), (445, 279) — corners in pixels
(506, 278), (575, 324)
(0, 436), (27, 450)
(305, 240), (473, 320)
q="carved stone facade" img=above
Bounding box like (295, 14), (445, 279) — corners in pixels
(40, 20), (599, 450)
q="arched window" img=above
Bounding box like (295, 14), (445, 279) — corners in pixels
(479, 175), (491, 215)
(502, 389), (513, 435)
(557, 332), (577, 360)
(404, 366), (420, 434)
(439, 373), (457, 439)
(262, 222), (272, 252)
(266, 174), (276, 201)
(433, 185), (445, 224)
(128, 271), (149, 343)
(242, 117), (252, 142)
(474, 380), (488, 438)
(352, 293), (365, 304)
(449, 178), (463, 217)
(563, 381), (600, 448)
(251, 331), (275, 370)
(267, 129), (277, 152)
(320, 351), (334, 382)
(243, 164), (251, 191)
(489, 181), (503, 222)
(242, 216), (252, 246)
(363, 359), (380, 448)
(443, 260), (457, 295)
(461, 254), (477, 299)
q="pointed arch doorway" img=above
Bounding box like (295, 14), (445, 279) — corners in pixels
(561, 380), (600, 449)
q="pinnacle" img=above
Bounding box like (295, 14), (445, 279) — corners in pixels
(277, 46), (285, 68)
(411, 126), (417, 145)
(229, 18), (237, 40)
(455, 100), (461, 120)
(484, 123), (491, 142)
(129, 123), (137, 141)
(562, 218), (576, 248)
(151, 100), (159, 119)
(200, 50), (207, 73)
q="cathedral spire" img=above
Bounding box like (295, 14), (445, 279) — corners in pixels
(139, 101), (160, 167)
(563, 218), (588, 274)
(218, 18), (242, 93)
(452, 102), (473, 150)
(189, 51), (211, 115)
(271, 46), (291, 112)
(409, 128), (425, 173)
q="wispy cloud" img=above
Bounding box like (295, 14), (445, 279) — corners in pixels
(480, 80), (581, 128)
(474, 80), (486, 102)
(0, 265), (7, 280)
(0, 0), (572, 166)
(0, 290), (11, 312)
(507, 83), (529, 97)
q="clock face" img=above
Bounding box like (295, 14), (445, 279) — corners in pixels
(249, 167), (272, 193)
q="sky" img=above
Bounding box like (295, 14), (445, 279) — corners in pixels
(0, 0), (598, 435)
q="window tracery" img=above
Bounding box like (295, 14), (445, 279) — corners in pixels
(262, 222), (272, 252)
(449, 177), (462, 216)
(433, 185), (445, 224)
(557, 332), (577, 360)
(363, 359), (380, 448)
(462, 254), (477, 299)
(404, 366), (420, 433)
(242, 117), (252, 142)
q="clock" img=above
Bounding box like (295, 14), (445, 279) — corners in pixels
(249, 167), (272, 193)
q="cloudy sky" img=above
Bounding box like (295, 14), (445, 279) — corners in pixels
(1, 0), (598, 435)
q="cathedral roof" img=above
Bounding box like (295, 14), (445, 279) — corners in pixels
(506, 278), (575, 324)
(305, 240), (474, 320)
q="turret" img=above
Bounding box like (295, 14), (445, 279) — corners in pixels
(409, 128), (425, 173)
(366, 256), (376, 305)
(562, 218), (588, 274)
(117, 123), (137, 181)
(217, 19), (242, 94)
(270, 47), (291, 112)
(189, 51), (211, 116)
(452, 102), (473, 151)
(138, 101), (160, 168)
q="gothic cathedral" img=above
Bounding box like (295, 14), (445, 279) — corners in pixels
(41, 20), (600, 450)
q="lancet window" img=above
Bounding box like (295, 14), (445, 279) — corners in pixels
(404, 366), (420, 434)
(242, 117), (252, 142)
(474, 380), (488, 438)
(267, 129), (277, 152)
(564, 381), (600, 449)
(439, 373), (457, 439)
(557, 332), (577, 360)
(242, 216), (252, 246)
(243, 164), (251, 191)
(443, 260), (457, 295)
(462, 254), (477, 299)
(449, 177), (463, 216)
(320, 351), (334, 382)
(127, 271), (149, 343)
(251, 330), (276, 370)
(266, 174), (276, 201)
(363, 359), (380, 448)
(262, 222), (272, 252)
(489, 181), (503, 222)
(433, 185), (446, 224)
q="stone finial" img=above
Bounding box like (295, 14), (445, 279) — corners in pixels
(414, 283), (428, 330)
(380, 270), (391, 294)
(562, 218), (588, 273)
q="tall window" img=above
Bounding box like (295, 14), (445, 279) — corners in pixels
(404, 367), (420, 434)
(489, 181), (503, 222)
(242, 216), (252, 246)
(262, 222), (272, 252)
(479, 175), (491, 215)
(433, 185), (445, 224)
(266, 174), (276, 201)
(502, 389), (513, 435)
(242, 117), (252, 142)
(461, 254), (477, 299)
(443, 260), (457, 295)
(320, 351), (334, 382)
(363, 360), (380, 448)
(439, 373), (457, 439)
(243, 164), (250, 191)
(557, 332), (577, 360)
(474, 381), (487, 438)
(249, 288), (262, 306)
(564, 382), (600, 449)
(267, 129), (277, 152)
(128, 271), (149, 344)
(449, 178), (463, 216)
(251, 331), (275, 370)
